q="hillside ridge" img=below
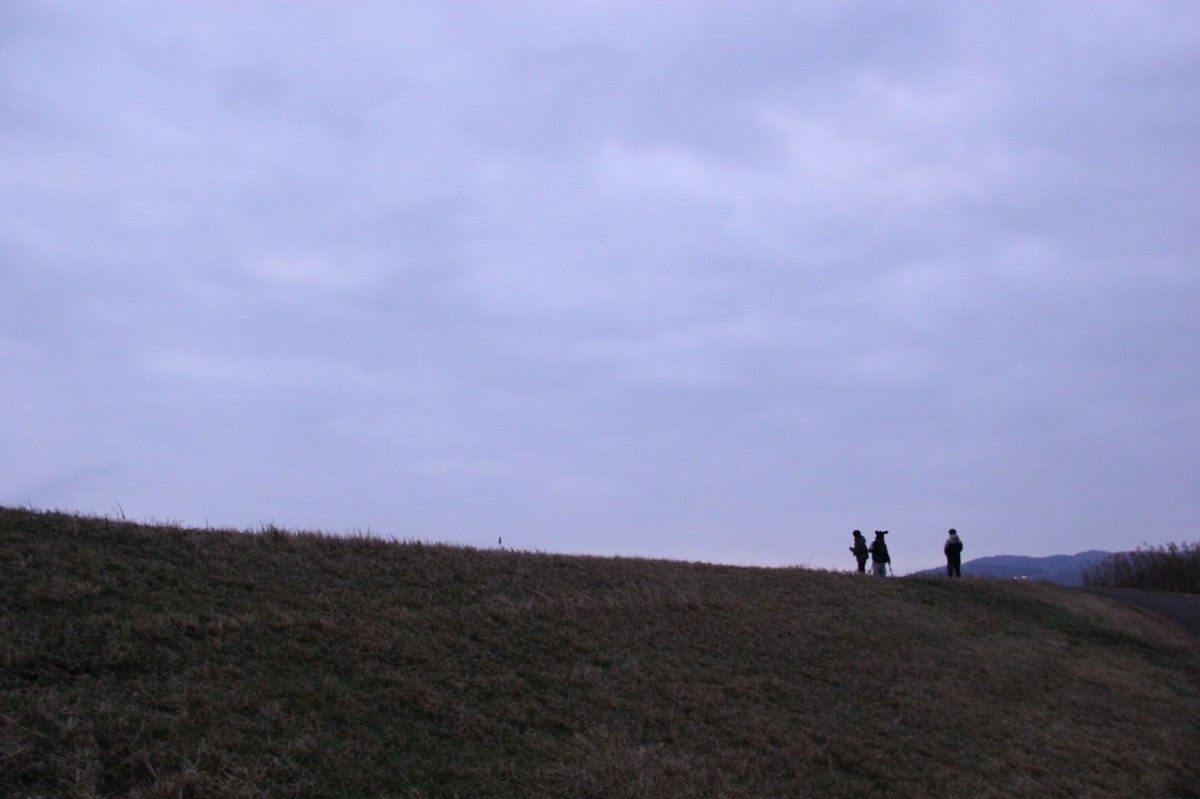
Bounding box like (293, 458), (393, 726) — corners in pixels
(3, 506), (1199, 798)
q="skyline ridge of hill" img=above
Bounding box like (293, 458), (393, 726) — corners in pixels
(910, 550), (1116, 584)
(3, 507), (1198, 797)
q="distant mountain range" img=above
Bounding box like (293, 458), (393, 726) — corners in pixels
(909, 550), (1117, 586)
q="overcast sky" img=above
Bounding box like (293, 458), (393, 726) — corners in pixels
(3, 2), (1198, 573)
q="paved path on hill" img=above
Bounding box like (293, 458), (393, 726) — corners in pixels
(1082, 588), (1200, 640)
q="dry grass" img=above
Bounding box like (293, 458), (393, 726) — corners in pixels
(2, 506), (1198, 798)
(1083, 542), (1200, 593)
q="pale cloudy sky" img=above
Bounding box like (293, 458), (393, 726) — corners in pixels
(3, 2), (1198, 573)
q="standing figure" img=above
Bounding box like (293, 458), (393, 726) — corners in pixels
(868, 530), (890, 576)
(944, 528), (963, 578)
(849, 530), (869, 574)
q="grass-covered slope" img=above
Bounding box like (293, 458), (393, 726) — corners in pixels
(2, 506), (1198, 798)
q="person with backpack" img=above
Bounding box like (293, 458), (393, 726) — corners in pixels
(944, 528), (964, 578)
(849, 530), (869, 574)
(868, 530), (890, 576)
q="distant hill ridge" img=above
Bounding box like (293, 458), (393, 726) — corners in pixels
(910, 550), (1116, 585)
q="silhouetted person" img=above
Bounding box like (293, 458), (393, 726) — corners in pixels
(850, 529), (869, 574)
(868, 530), (890, 576)
(944, 528), (963, 578)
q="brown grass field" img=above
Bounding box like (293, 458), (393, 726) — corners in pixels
(2, 506), (1198, 797)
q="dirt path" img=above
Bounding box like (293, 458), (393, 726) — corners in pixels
(1083, 587), (1200, 640)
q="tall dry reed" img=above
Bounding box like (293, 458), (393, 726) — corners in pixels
(1082, 542), (1200, 593)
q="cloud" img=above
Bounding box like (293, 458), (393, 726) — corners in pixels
(2, 1), (1198, 570)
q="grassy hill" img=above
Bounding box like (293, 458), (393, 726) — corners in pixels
(2, 507), (1198, 798)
